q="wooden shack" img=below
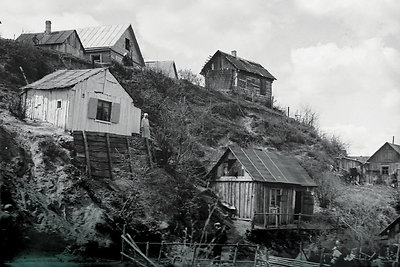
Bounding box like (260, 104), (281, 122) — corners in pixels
(200, 50), (276, 107)
(208, 147), (317, 229)
(16, 21), (85, 59)
(365, 142), (400, 185)
(21, 68), (141, 136)
(76, 24), (145, 67)
(380, 216), (400, 243)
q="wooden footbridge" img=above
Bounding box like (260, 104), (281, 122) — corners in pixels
(120, 233), (330, 267)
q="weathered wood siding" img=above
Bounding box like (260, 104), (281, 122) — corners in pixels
(236, 72), (273, 107)
(212, 177), (254, 219)
(52, 32), (85, 58)
(73, 131), (142, 178)
(67, 70), (141, 135)
(25, 88), (70, 128)
(111, 27), (144, 66)
(24, 70), (141, 136)
(365, 143), (400, 184)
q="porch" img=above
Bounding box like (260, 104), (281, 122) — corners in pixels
(252, 212), (339, 230)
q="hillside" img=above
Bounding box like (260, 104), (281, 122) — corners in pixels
(0, 38), (398, 263)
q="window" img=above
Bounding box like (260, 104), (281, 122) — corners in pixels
(90, 54), (101, 63)
(382, 166), (389, 175)
(88, 98), (121, 124)
(56, 100), (62, 109)
(96, 100), (112, 122)
(125, 38), (130, 51)
(270, 189), (282, 207)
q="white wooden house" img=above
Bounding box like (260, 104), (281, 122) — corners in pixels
(21, 68), (141, 136)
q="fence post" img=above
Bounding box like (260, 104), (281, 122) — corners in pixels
(319, 248), (325, 267)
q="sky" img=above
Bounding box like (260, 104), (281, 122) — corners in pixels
(1, 0), (399, 156)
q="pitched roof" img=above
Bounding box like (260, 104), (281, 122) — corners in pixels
(17, 30), (78, 46)
(367, 142), (400, 162)
(217, 147), (317, 187)
(22, 68), (106, 90)
(380, 216), (400, 236)
(145, 61), (178, 79)
(201, 50), (276, 80)
(76, 24), (130, 49)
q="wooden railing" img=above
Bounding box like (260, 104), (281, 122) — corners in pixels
(252, 213), (340, 230)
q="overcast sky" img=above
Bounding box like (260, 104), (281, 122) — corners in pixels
(1, 0), (399, 156)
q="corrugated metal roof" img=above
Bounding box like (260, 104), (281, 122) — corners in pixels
(145, 61), (178, 79)
(17, 30), (75, 45)
(22, 68), (106, 90)
(228, 147), (317, 186)
(201, 50), (276, 80)
(76, 24), (129, 49)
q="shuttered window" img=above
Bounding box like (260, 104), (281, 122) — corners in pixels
(87, 97), (120, 123)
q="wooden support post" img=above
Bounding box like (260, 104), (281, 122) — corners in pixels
(157, 241), (164, 262)
(121, 224), (126, 262)
(146, 241), (149, 258)
(191, 243), (198, 266)
(125, 136), (134, 177)
(233, 243), (239, 265)
(319, 248), (325, 267)
(253, 245), (259, 267)
(105, 133), (113, 179)
(82, 131), (91, 179)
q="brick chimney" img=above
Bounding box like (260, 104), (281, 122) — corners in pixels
(231, 50), (237, 57)
(45, 20), (51, 34)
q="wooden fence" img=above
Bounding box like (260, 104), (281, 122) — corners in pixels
(73, 131), (144, 178)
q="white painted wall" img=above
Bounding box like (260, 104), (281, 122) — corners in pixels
(24, 69), (141, 136)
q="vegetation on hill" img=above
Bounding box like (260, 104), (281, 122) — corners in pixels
(0, 38), (398, 262)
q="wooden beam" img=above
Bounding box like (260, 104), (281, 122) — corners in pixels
(125, 136), (133, 177)
(82, 131), (91, 179)
(105, 133), (113, 179)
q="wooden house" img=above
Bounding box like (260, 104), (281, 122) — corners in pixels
(208, 147), (317, 229)
(380, 216), (400, 243)
(16, 21), (85, 59)
(145, 61), (178, 79)
(200, 50), (276, 107)
(21, 68), (141, 136)
(76, 24), (145, 67)
(364, 142), (400, 185)
(335, 156), (368, 183)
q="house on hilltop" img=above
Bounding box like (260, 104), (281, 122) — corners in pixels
(364, 142), (400, 185)
(76, 24), (144, 67)
(21, 68), (141, 136)
(200, 50), (276, 107)
(208, 146), (317, 229)
(16, 21), (85, 59)
(145, 60), (178, 79)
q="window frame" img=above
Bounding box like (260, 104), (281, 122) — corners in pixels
(90, 54), (102, 63)
(96, 99), (112, 122)
(381, 165), (390, 175)
(56, 100), (62, 109)
(125, 38), (131, 51)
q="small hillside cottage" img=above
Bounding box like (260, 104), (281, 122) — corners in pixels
(335, 156), (368, 183)
(16, 21), (85, 58)
(145, 61), (178, 79)
(76, 24), (145, 67)
(364, 142), (400, 185)
(200, 50), (276, 107)
(380, 216), (400, 243)
(21, 68), (141, 136)
(208, 147), (317, 229)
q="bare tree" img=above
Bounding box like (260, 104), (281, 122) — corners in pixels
(296, 105), (319, 129)
(178, 69), (204, 86)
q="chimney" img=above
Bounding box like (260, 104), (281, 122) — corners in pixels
(45, 20), (51, 34)
(231, 50), (237, 57)
(393, 136), (395, 144)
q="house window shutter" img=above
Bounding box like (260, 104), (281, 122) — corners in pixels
(110, 102), (121, 123)
(88, 98), (98, 119)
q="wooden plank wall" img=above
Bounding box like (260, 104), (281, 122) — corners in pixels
(73, 131), (138, 178)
